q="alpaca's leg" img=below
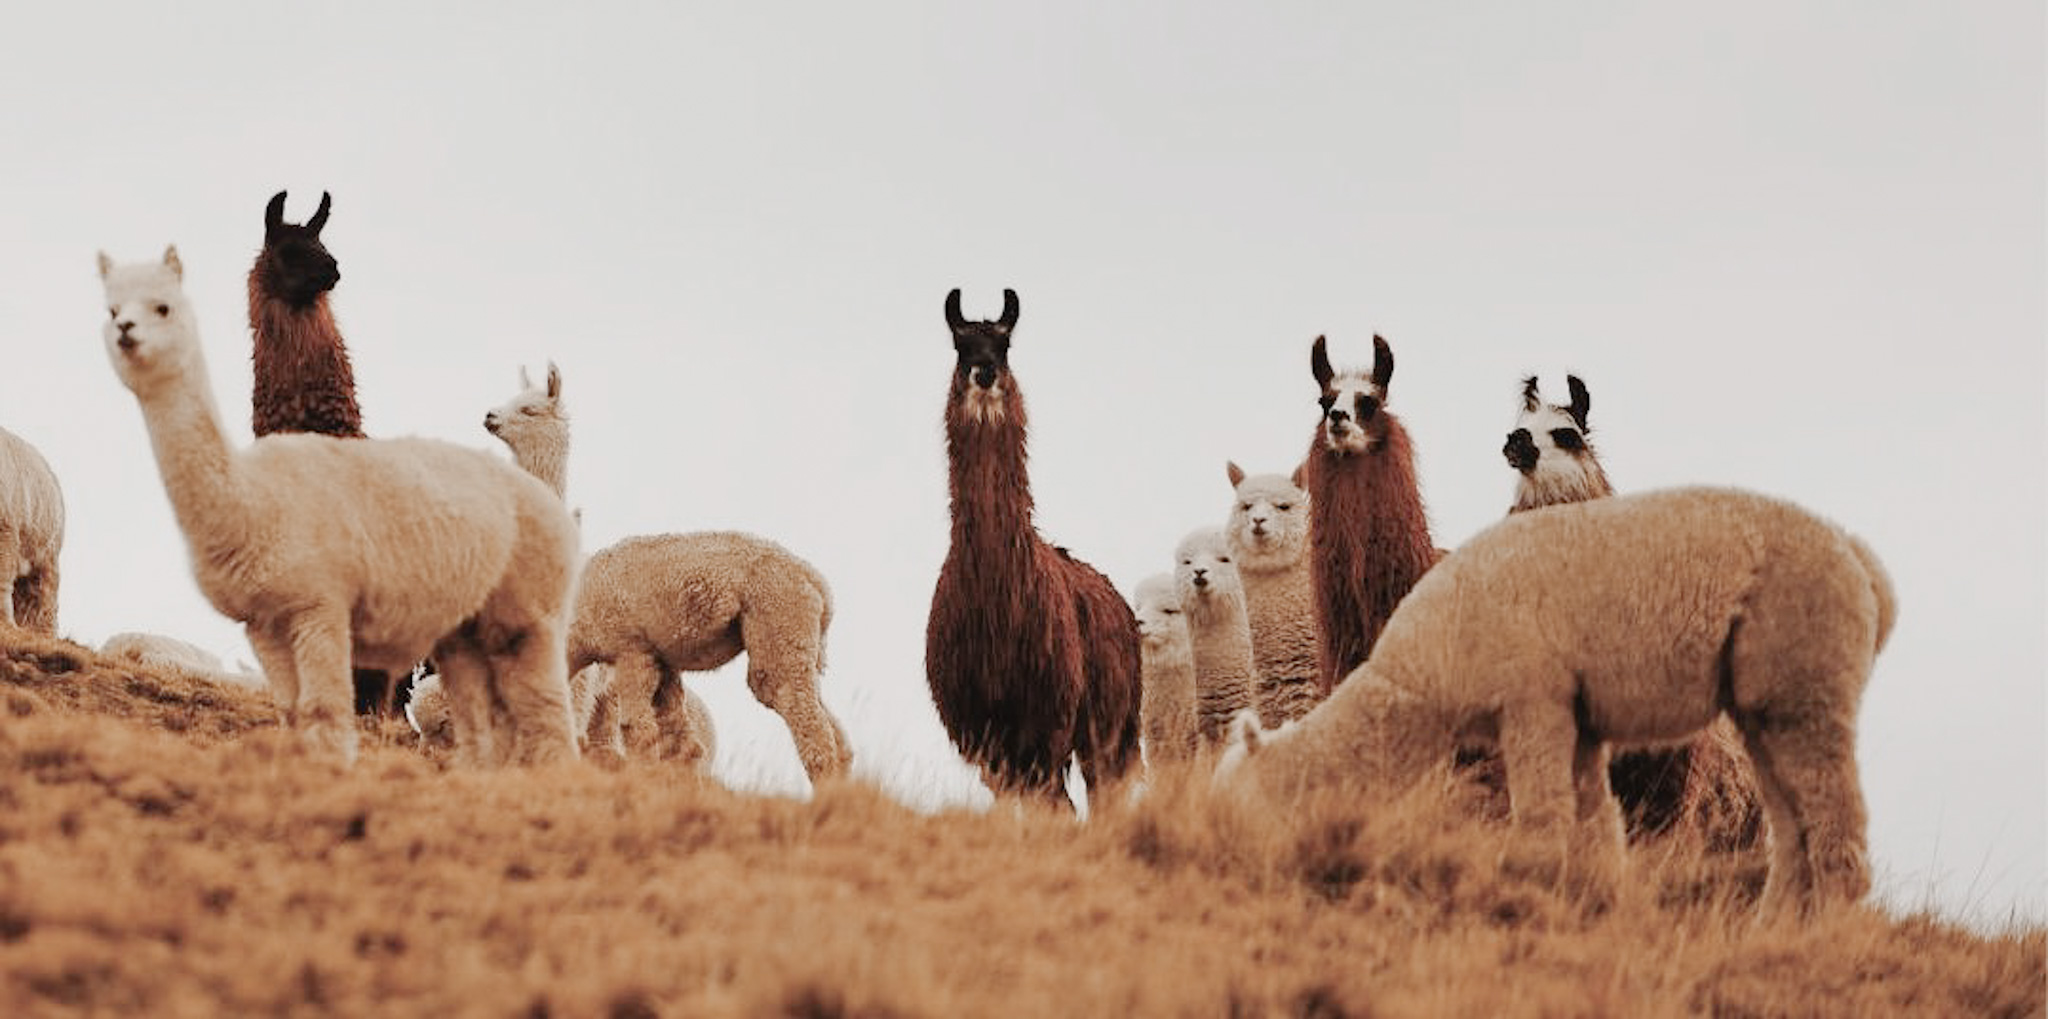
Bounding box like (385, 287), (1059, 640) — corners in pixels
(433, 641), (500, 768)
(13, 564), (57, 636)
(581, 672), (627, 763)
(286, 609), (358, 765)
(487, 622), (577, 766)
(603, 650), (665, 763)
(1736, 707), (1870, 914)
(1498, 696), (1579, 872)
(246, 624), (301, 719)
(740, 618), (847, 783)
(0, 540), (18, 628)
(1569, 731), (1626, 895)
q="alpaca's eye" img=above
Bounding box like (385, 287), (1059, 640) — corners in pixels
(1550, 429), (1585, 451)
(1218, 556), (1231, 564)
(1275, 503), (1292, 511)
(1162, 607), (1179, 615)
(1239, 503), (1252, 512)
(154, 304), (169, 317)
(521, 406), (540, 416)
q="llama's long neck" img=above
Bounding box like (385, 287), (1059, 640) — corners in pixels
(1304, 413), (1435, 690)
(1509, 457), (1614, 514)
(248, 270), (363, 439)
(129, 348), (256, 567)
(513, 428), (570, 500)
(943, 374), (1039, 576)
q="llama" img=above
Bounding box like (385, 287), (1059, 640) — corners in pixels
(1217, 486), (1895, 915)
(1503, 374), (1613, 514)
(98, 246), (580, 766)
(1303, 334), (1437, 692)
(1173, 527), (1255, 748)
(1223, 461), (1319, 727)
(926, 288), (1142, 805)
(0, 425), (63, 636)
(1133, 574), (1197, 766)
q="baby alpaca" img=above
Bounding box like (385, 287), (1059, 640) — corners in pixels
(99, 246), (580, 766)
(1133, 573), (1197, 765)
(1224, 461), (1319, 726)
(1174, 527), (1255, 749)
(1217, 486), (1894, 915)
(0, 425), (63, 636)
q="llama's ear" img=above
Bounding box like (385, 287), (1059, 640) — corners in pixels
(546, 361), (562, 401)
(1371, 334), (1395, 390)
(1226, 460), (1246, 487)
(264, 191), (287, 236)
(1310, 335), (1333, 389)
(1290, 461), (1306, 488)
(307, 191), (332, 234)
(96, 251), (113, 280)
(998, 288), (1020, 332)
(943, 289), (964, 332)
(162, 245), (183, 280)
(1566, 374), (1590, 429)
(1520, 375), (1542, 413)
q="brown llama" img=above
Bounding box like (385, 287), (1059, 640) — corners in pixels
(1502, 374), (1763, 850)
(1302, 334), (1437, 694)
(926, 288), (1142, 807)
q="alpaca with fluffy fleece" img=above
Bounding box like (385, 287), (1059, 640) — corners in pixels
(927, 289), (1142, 805)
(1224, 461), (1319, 727)
(1216, 486), (1895, 914)
(567, 532), (848, 782)
(101, 631), (263, 689)
(1174, 527), (1255, 748)
(484, 362), (569, 499)
(98, 246), (580, 766)
(1303, 334), (1438, 693)
(0, 425), (63, 636)
(1133, 574), (1197, 766)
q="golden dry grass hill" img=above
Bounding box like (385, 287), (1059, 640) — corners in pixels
(0, 630), (2040, 1017)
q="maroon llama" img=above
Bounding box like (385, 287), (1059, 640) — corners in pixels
(926, 288), (1141, 807)
(1303, 334), (1437, 693)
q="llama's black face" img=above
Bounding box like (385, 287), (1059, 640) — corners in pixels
(259, 190), (341, 307)
(945, 288), (1019, 419)
(1310, 334), (1394, 455)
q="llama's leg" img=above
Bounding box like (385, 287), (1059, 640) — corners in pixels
(433, 640), (500, 768)
(739, 610), (847, 783)
(487, 622), (577, 766)
(1735, 707), (1870, 914)
(286, 609), (358, 764)
(14, 565), (57, 636)
(1498, 696), (1579, 873)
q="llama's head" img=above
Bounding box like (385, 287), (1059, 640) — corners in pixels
(1310, 334), (1395, 455)
(256, 190), (340, 307)
(944, 288), (1020, 421)
(1225, 461), (1310, 572)
(1503, 374), (1612, 512)
(99, 246), (201, 394)
(1131, 573), (1188, 654)
(484, 361), (567, 450)
(1173, 526), (1243, 618)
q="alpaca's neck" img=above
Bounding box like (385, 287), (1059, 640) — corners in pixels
(248, 274), (363, 439)
(129, 350), (254, 565)
(943, 378), (1038, 565)
(1509, 459), (1614, 514)
(513, 430), (570, 499)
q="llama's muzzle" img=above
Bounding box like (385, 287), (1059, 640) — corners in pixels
(1503, 429), (1538, 473)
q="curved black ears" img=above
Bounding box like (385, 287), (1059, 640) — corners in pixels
(307, 191), (332, 235)
(1310, 335), (1333, 389)
(1371, 334), (1394, 390)
(265, 191), (288, 236)
(1521, 375), (1542, 413)
(944, 289), (964, 332)
(1566, 374), (1590, 429)
(945, 288), (1021, 333)
(998, 288), (1019, 331)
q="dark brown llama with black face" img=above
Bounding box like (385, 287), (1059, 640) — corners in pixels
(1302, 334), (1437, 694)
(925, 289), (1141, 807)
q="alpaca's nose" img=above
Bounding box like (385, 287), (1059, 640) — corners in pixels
(1191, 568), (1209, 587)
(483, 412), (500, 434)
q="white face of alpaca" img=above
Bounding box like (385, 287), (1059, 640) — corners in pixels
(483, 386), (564, 453)
(1227, 474), (1309, 569)
(1319, 374), (1385, 454)
(1174, 529), (1241, 608)
(1132, 575), (1186, 648)
(99, 253), (194, 392)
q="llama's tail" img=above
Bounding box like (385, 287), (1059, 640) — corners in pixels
(1845, 532), (1897, 654)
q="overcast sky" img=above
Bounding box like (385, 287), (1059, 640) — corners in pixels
(4, 2), (2040, 924)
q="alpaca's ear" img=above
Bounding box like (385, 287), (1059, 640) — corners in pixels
(1371, 334), (1394, 390)
(1520, 375), (1542, 413)
(943, 289), (964, 332)
(264, 191), (287, 236)
(997, 288), (1020, 332)
(163, 245), (183, 280)
(307, 191), (332, 234)
(1310, 335), (1333, 389)
(1566, 374), (1590, 429)
(518, 364), (534, 391)
(546, 361), (561, 401)
(1226, 460), (1246, 488)
(96, 251), (113, 280)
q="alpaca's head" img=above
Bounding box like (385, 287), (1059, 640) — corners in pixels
(1503, 374), (1612, 512)
(1225, 461), (1309, 572)
(1132, 573), (1188, 653)
(944, 288), (1020, 421)
(98, 246), (200, 394)
(1174, 526), (1243, 616)
(1310, 334), (1395, 455)
(484, 361), (567, 454)
(255, 190), (340, 307)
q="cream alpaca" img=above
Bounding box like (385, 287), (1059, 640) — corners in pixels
(1174, 527), (1255, 748)
(101, 631), (264, 689)
(484, 362), (569, 499)
(1223, 461), (1319, 727)
(0, 424), (63, 635)
(97, 247), (581, 766)
(1217, 486), (1894, 914)
(1132, 573), (1197, 765)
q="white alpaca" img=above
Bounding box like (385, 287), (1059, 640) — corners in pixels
(1223, 461), (1319, 727)
(0, 423), (63, 636)
(97, 246), (581, 766)
(1132, 573), (1197, 765)
(1174, 527), (1255, 749)
(101, 631), (264, 689)
(484, 362), (569, 499)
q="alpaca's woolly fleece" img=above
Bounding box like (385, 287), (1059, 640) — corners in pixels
(100, 247), (580, 768)
(1217, 486), (1893, 914)
(1174, 527), (1255, 749)
(567, 531), (848, 783)
(100, 631), (263, 689)
(0, 425), (63, 636)
(1132, 573), (1196, 765)
(1224, 462), (1319, 727)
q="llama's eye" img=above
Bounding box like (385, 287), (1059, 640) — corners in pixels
(1550, 429), (1585, 451)
(154, 304), (169, 317)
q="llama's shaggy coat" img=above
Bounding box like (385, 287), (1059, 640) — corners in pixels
(1174, 527), (1255, 748)
(100, 631), (263, 689)
(1303, 334), (1436, 692)
(1132, 574), (1197, 766)
(1224, 461), (1320, 726)
(1216, 485), (1895, 914)
(927, 289), (1142, 805)
(248, 190), (361, 441)
(0, 425), (63, 636)
(100, 247), (580, 767)
(566, 532), (848, 782)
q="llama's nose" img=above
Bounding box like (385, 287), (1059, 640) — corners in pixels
(1504, 429), (1538, 472)
(1327, 408), (1350, 425)
(972, 365), (997, 388)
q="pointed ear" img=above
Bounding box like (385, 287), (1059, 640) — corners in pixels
(546, 361), (562, 400)
(1310, 335), (1333, 389)
(1290, 461), (1306, 488)
(1226, 460), (1245, 487)
(1566, 374), (1590, 429)
(1521, 375), (1541, 413)
(1371, 334), (1394, 390)
(265, 191), (287, 236)
(998, 288), (1020, 332)
(96, 251), (113, 280)
(943, 289), (964, 332)
(518, 364), (533, 390)
(307, 191), (332, 234)
(163, 245), (183, 280)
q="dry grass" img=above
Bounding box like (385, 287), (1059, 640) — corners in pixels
(0, 630), (2040, 1018)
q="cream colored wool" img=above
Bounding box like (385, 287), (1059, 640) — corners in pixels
(1173, 527), (1255, 749)
(1217, 486), (1895, 915)
(567, 532), (850, 783)
(1224, 462), (1319, 727)
(484, 362), (569, 500)
(412, 664), (719, 767)
(1132, 573), (1196, 766)
(101, 631), (263, 689)
(97, 247), (580, 767)
(0, 423), (64, 636)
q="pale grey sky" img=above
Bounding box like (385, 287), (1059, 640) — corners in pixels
(4, 2), (2040, 923)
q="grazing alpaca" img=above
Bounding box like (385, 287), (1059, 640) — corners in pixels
(1302, 334), (1437, 692)
(99, 246), (579, 766)
(1223, 461), (1319, 727)
(1173, 527), (1255, 748)
(1217, 486), (1895, 915)
(926, 288), (1142, 805)
(1503, 374), (1612, 514)
(0, 425), (63, 636)
(1133, 574), (1197, 766)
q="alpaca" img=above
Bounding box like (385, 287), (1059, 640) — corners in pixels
(1133, 574), (1197, 766)
(484, 362), (568, 499)
(1223, 461), (1319, 727)
(410, 664), (719, 767)
(1503, 374), (1613, 514)
(1303, 334), (1437, 692)
(1216, 486), (1895, 914)
(1173, 527), (1255, 748)
(0, 425), (63, 636)
(567, 532), (848, 782)
(98, 246), (580, 767)
(100, 631), (263, 689)
(926, 288), (1142, 805)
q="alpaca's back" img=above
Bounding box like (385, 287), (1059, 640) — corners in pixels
(568, 531), (829, 673)
(0, 427), (64, 561)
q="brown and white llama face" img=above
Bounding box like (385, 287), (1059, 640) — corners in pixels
(484, 361), (566, 450)
(1503, 374), (1612, 511)
(944, 287), (1019, 422)
(257, 190), (340, 307)
(98, 246), (197, 392)
(1310, 334), (1395, 455)
(1225, 461), (1309, 572)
